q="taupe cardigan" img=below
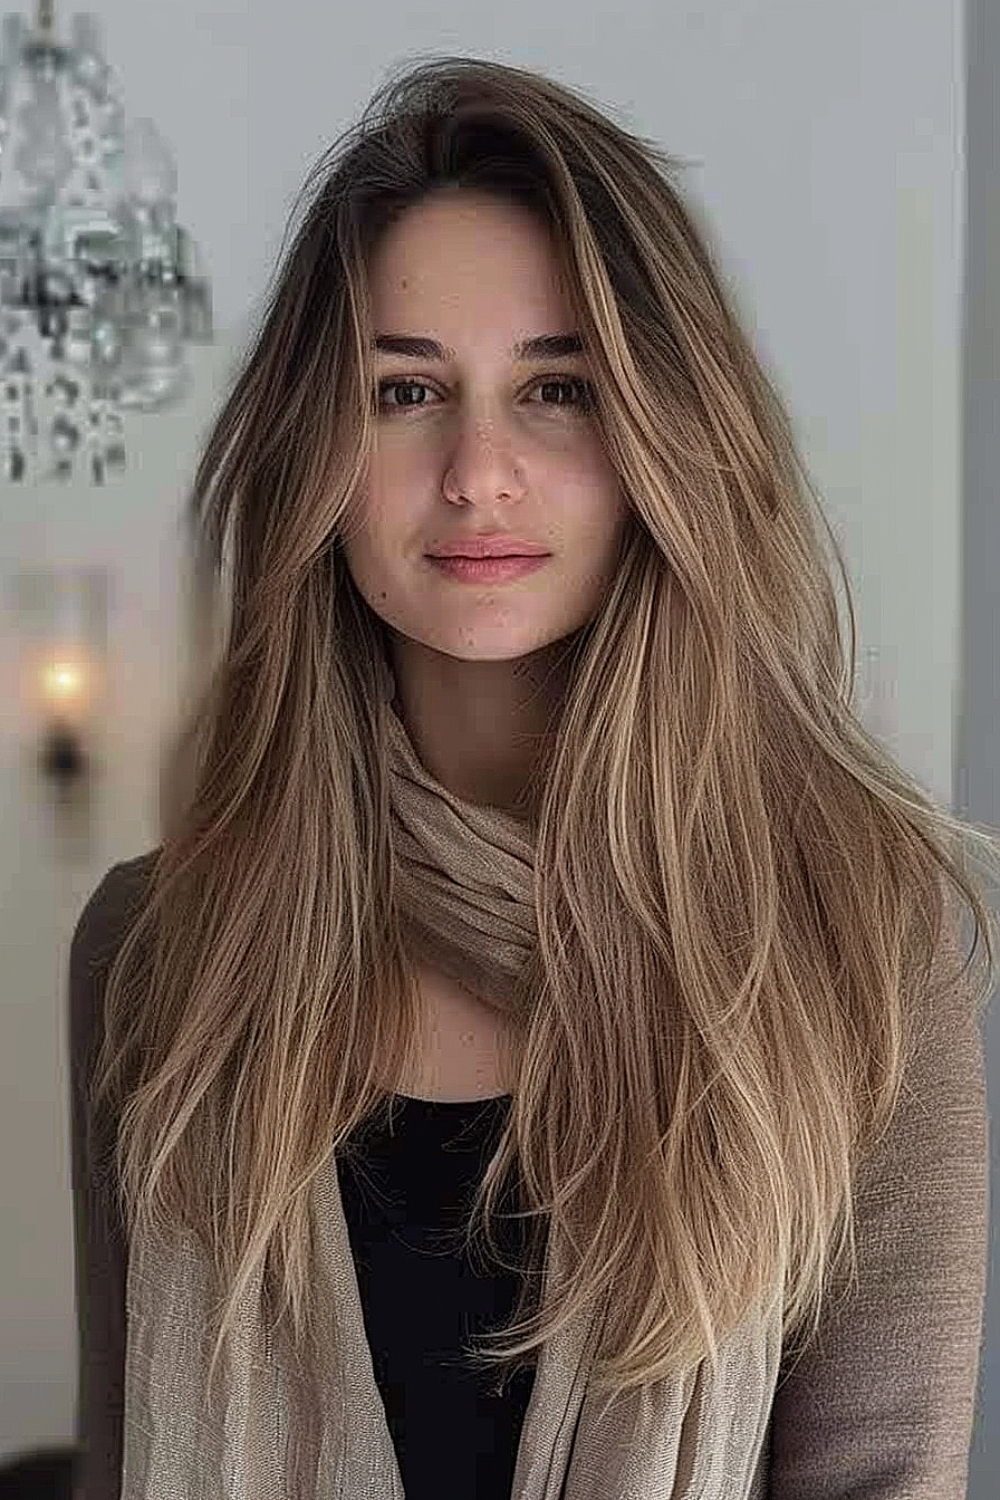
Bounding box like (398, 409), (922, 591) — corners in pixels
(69, 851), (990, 1498)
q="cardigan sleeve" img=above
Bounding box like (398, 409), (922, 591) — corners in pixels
(69, 853), (158, 1500)
(766, 894), (991, 1498)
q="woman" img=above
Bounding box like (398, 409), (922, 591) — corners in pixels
(69, 54), (997, 1500)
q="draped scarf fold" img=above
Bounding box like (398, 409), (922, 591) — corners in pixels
(378, 647), (539, 1017)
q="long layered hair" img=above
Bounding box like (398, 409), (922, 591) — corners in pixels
(92, 54), (999, 1408)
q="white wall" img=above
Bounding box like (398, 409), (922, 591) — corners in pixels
(0, 0), (989, 1482)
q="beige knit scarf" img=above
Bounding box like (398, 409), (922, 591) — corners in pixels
(119, 649), (783, 1499)
(380, 651), (540, 1022)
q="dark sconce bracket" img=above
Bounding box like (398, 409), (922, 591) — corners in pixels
(37, 717), (88, 782)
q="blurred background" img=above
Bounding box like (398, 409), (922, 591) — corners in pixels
(0, 1), (996, 1495)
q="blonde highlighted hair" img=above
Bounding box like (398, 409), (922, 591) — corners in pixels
(91, 54), (998, 1410)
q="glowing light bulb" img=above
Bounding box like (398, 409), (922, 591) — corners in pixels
(42, 659), (84, 698)
(35, 643), (94, 728)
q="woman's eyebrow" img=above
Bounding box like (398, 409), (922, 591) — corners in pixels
(373, 332), (584, 361)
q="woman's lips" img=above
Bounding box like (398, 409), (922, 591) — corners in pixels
(426, 555), (550, 582)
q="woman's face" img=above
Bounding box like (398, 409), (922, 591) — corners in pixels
(341, 189), (630, 671)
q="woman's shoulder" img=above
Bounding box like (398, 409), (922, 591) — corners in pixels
(71, 849), (161, 966)
(68, 847), (161, 1063)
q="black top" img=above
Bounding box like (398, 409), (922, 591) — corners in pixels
(337, 1091), (538, 1499)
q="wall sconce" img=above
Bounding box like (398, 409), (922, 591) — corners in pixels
(8, 564), (108, 855)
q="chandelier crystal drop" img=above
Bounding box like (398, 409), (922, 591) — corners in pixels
(0, 0), (212, 484)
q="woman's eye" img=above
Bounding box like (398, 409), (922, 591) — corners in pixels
(526, 378), (595, 412)
(376, 379), (435, 411)
(374, 377), (595, 414)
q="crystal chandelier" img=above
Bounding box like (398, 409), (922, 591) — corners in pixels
(0, 0), (212, 484)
